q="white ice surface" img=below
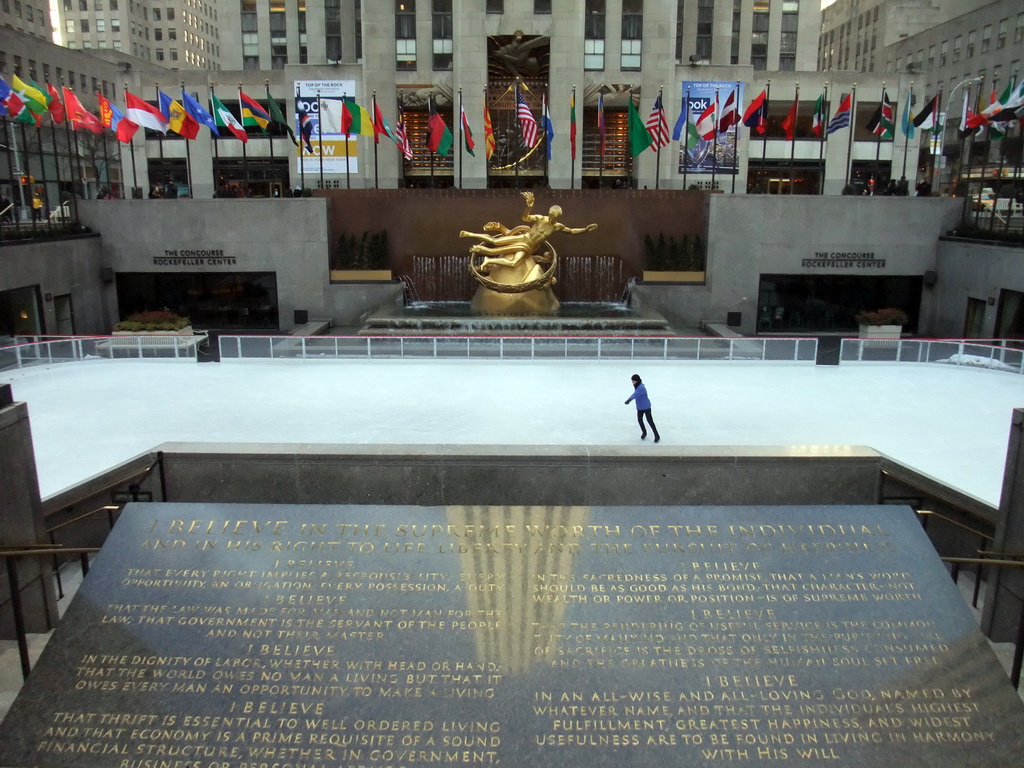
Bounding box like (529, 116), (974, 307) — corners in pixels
(2, 358), (1022, 506)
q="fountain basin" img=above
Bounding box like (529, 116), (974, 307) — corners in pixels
(360, 302), (673, 336)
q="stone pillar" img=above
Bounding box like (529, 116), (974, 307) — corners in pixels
(981, 408), (1024, 642)
(0, 385), (58, 638)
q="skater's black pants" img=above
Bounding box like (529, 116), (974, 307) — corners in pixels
(636, 409), (659, 439)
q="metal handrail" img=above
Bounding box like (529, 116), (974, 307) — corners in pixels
(916, 509), (993, 541)
(4, 547), (100, 680)
(942, 556), (1024, 688)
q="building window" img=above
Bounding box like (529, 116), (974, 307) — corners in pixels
(966, 30), (974, 57)
(585, 0), (605, 70)
(534, 0), (551, 12)
(396, 0), (416, 70)
(1016, 13), (1024, 44)
(997, 18), (1007, 49)
(154, 28), (162, 40)
(952, 35), (961, 62)
(927, 45), (935, 71)
(81, 19), (89, 32)
(779, 10), (798, 71)
(731, 0), (741, 65)
(486, 0), (502, 12)
(432, 0), (453, 70)
(751, 0), (769, 70)
(675, 0), (685, 60)
(981, 25), (991, 53)
(696, 0), (714, 61)
(156, 49), (164, 61)
(66, 19), (74, 34)
(620, 0), (642, 70)
(325, 0), (342, 62)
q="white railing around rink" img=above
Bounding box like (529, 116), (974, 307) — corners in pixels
(217, 335), (819, 363)
(0, 334), (204, 371)
(840, 338), (1024, 375)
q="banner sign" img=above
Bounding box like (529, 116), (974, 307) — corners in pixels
(294, 79), (359, 176)
(677, 81), (743, 176)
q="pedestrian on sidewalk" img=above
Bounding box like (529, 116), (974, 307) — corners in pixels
(625, 373), (660, 442)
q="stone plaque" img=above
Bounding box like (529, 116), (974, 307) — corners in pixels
(1, 503), (1023, 767)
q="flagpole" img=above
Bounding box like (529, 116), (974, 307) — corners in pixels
(265, 80), (276, 192)
(762, 80), (770, 164)
(124, 83), (137, 197)
(819, 82), (829, 195)
(457, 87), (463, 190)
(730, 82), (739, 194)
(929, 89), (943, 196)
(297, 83), (304, 194)
(789, 83), (798, 195)
(237, 83), (250, 196)
(976, 80), (993, 223)
(32, 116), (51, 225)
(682, 87), (690, 190)
(4, 118), (25, 229)
(570, 86), (576, 190)
(844, 85), (857, 190)
(873, 83), (884, 193)
(654, 86), (663, 190)
(98, 116), (111, 203)
(901, 81), (913, 184)
(710, 88), (719, 191)
(155, 82), (165, 193)
(341, 91), (351, 190)
(543, 89), (550, 187)
(514, 84), (521, 190)
(428, 96), (436, 189)
(372, 90), (379, 190)
(177, 80), (191, 196)
(49, 90), (67, 203)
(597, 90), (603, 189)
(317, 90), (324, 191)
(61, 83), (80, 219)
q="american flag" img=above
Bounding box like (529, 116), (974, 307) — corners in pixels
(645, 95), (670, 150)
(395, 103), (413, 160)
(516, 88), (539, 146)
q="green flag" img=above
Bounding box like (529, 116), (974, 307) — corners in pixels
(265, 86), (298, 146)
(627, 98), (652, 156)
(685, 120), (700, 150)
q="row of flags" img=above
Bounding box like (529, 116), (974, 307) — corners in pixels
(4, 72), (1020, 164)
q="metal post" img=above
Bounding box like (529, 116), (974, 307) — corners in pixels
(5, 557), (32, 679)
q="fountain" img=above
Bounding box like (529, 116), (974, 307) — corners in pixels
(359, 193), (672, 336)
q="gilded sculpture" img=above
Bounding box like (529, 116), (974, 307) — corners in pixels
(461, 192), (598, 316)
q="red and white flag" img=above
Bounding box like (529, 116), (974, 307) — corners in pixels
(645, 95), (670, 150)
(695, 99), (717, 140)
(516, 88), (538, 146)
(717, 89), (739, 134)
(125, 91), (168, 133)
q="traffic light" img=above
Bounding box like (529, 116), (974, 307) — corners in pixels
(19, 175), (27, 185)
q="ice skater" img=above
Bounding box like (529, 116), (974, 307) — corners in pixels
(625, 374), (660, 442)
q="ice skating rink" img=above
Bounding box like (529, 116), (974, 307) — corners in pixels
(3, 358), (1021, 505)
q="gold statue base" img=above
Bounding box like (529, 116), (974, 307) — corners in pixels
(470, 285), (560, 316)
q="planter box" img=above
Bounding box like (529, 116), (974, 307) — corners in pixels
(859, 324), (902, 339)
(642, 270), (705, 283)
(330, 269), (393, 282)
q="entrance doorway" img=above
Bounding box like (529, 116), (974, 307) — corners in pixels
(53, 294), (74, 335)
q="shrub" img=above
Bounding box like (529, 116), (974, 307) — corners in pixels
(855, 308), (909, 326)
(114, 310), (191, 331)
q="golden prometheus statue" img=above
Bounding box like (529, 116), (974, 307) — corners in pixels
(461, 191), (598, 316)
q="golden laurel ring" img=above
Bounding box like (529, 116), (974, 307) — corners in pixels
(468, 242), (558, 294)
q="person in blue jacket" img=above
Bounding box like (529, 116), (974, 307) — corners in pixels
(624, 373), (660, 442)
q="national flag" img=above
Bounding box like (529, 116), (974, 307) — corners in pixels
(718, 89), (739, 134)
(516, 88), (538, 146)
(239, 91), (271, 132)
(827, 93), (852, 135)
(782, 95), (799, 140)
(46, 83), (65, 124)
(62, 87), (103, 133)
(265, 87), (297, 145)
(968, 83), (1009, 129)
(0, 77), (21, 117)
(811, 93), (826, 137)
(395, 103), (414, 160)
(742, 89), (768, 134)
(627, 97), (652, 156)
(988, 83), (1013, 139)
(12, 75), (46, 114)
(372, 97), (397, 145)
(98, 93), (139, 143)
(685, 119), (700, 151)
(901, 90), (915, 139)
(569, 90), (577, 159)
(695, 99), (717, 140)
(645, 94), (670, 150)
(181, 90), (219, 135)
(483, 105), (496, 160)
(866, 90), (894, 138)
(598, 92), (605, 155)
(541, 95), (554, 159)
(460, 102), (476, 157)
(162, 93), (199, 139)
(343, 99), (376, 137)
(426, 99), (453, 156)
(125, 91), (168, 133)
(211, 93), (247, 142)
(913, 94), (938, 131)
(990, 80), (1024, 122)
(958, 90), (974, 136)
(297, 108), (315, 152)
